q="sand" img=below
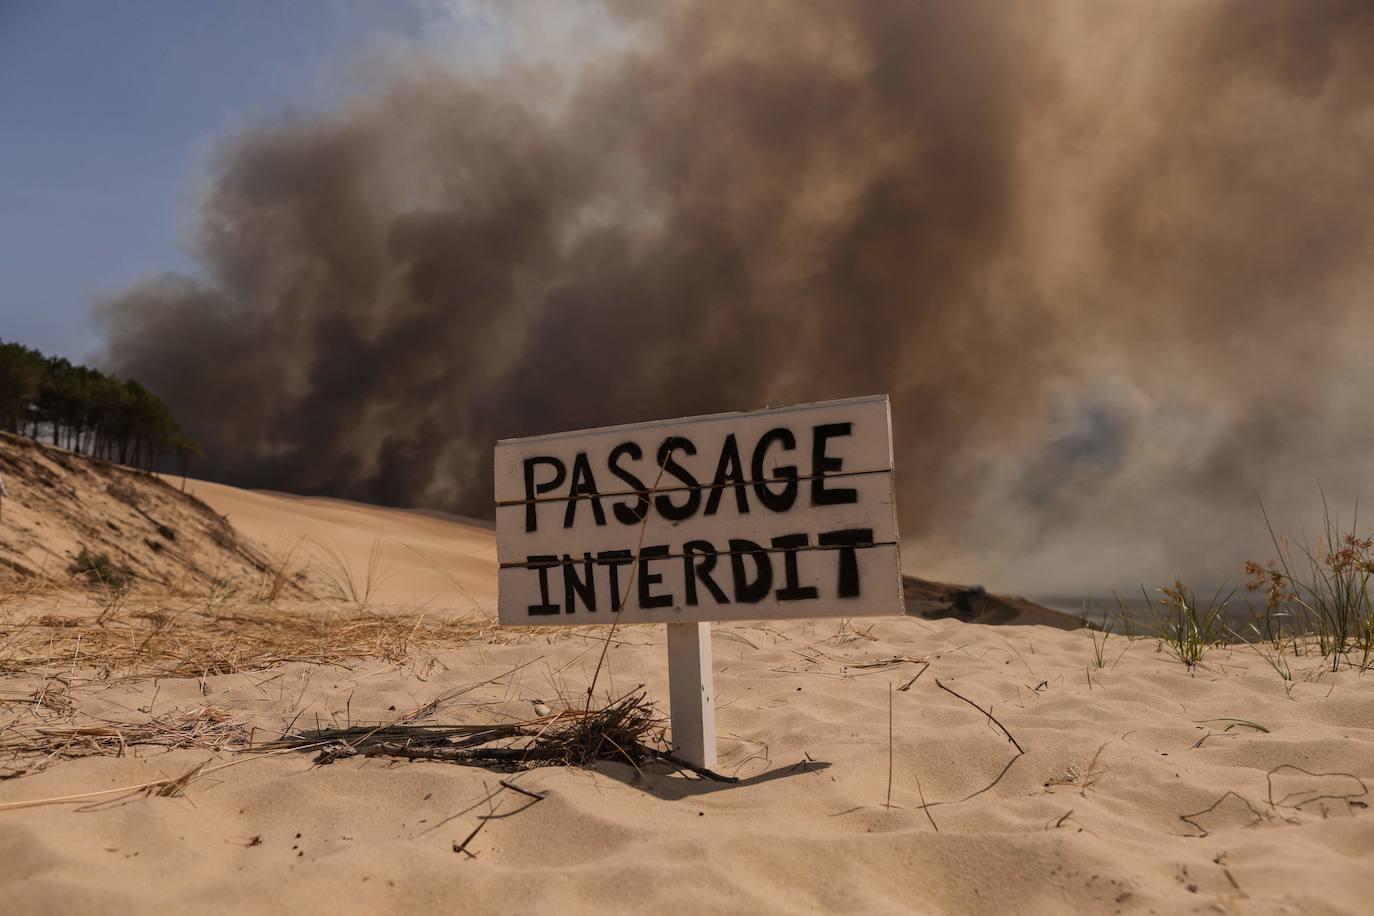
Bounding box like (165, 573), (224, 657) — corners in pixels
(181, 478), (498, 614)
(2, 482), (1372, 915)
(0, 433), (277, 589)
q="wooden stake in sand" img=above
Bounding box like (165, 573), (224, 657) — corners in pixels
(494, 396), (905, 770)
(666, 621), (717, 768)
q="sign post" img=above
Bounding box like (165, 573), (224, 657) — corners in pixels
(494, 395), (904, 770)
(666, 621), (716, 768)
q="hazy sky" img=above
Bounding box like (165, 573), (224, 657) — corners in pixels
(0, 1), (443, 362)
(14, 1), (1374, 591)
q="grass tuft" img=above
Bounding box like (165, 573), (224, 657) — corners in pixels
(66, 548), (134, 592)
(1117, 581), (1231, 671)
(1083, 605), (1116, 670)
(1245, 493), (1374, 671)
(305, 535), (393, 609)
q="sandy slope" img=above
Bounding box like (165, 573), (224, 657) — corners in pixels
(181, 479), (498, 614)
(0, 435), (275, 590)
(2, 486), (1372, 915)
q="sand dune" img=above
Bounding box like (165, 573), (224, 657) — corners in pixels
(182, 478), (498, 614)
(0, 434), (275, 590)
(2, 482), (1371, 915)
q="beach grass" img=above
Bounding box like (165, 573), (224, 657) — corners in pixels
(1102, 496), (1374, 675)
(1246, 495), (1374, 671)
(1115, 581), (1232, 670)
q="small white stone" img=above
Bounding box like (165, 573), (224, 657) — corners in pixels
(534, 703), (552, 717)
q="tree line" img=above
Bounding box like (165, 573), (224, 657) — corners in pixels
(0, 339), (202, 472)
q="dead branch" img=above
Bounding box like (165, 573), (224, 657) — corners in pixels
(935, 678), (1024, 754)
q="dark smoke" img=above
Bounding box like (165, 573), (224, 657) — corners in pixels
(97, 1), (1374, 592)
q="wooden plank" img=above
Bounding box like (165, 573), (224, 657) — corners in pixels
(496, 469), (896, 565)
(666, 622), (716, 769)
(494, 395), (892, 505)
(497, 543), (902, 626)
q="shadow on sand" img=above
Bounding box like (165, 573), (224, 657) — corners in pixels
(592, 757), (834, 799)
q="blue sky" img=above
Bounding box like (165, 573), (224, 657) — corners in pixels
(0, 1), (439, 362)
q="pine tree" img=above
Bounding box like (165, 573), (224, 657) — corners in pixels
(0, 338), (202, 471)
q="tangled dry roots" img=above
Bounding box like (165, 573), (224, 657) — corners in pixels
(278, 692), (737, 782)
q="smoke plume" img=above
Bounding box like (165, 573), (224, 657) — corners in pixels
(97, 1), (1374, 592)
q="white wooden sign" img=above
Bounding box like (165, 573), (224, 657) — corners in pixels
(494, 395), (904, 768)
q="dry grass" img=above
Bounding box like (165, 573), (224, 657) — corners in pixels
(269, 689), (735, 780)
(1, 702), (249, 779)
(0, 588), (494, 684)
(1044, 742), (1109, 796)
(305, 535), (393, 609)
(259, 538), (308, 604)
